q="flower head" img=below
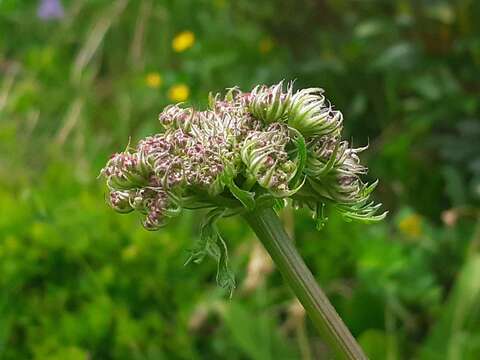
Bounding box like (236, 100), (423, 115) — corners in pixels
(101, 81), (386, 292)
(102, 80), (385, 227)
(168, 84), (190, 102)
(37, 0), (64, 21)
(145, 72), (162, 88)
(172, 31), (195, 52)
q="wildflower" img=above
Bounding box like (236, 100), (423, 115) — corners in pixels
(102, 80), (385, 228)
(168, 84), (190, 102)
(101, 81), (385, 292)
(37, 0), (64, 20)
(259, 37), (274, 54)
(172, 31), (195, 52)
(398, 213), (423, 237)
(145, 72), (162, 89)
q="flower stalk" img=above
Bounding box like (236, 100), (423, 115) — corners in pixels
(244, 207), (366, 360)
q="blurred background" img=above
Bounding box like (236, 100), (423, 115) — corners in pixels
(1, 0), (480, 359)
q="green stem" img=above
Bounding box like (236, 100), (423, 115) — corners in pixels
(243, 207), (367, 360)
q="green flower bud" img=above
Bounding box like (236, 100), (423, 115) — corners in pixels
(287, 88), (343, 137)
(248, 81), (292, 124)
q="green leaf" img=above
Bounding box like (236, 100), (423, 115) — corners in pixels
(314, 202), (328, 230)
(288, 126), (307, 188)
(358, 329), (399, 360)
(215, 233), (236, 297)
(208, 91), (216, 109)
(185, 208), (236, 296)
(227, 179), (256, 210)
(420, 255), (480, 360)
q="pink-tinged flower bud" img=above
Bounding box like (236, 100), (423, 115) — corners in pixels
(108, 190), (134, 213)
(305, 137), (349, 177)
(241, 124), (297, 195)
(142, 191), (169, 230)
(159, 105), (194, 132)
(101, 152), (152, 190)
(129, 189), (152, 214)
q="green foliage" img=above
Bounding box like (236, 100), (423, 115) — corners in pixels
(422, 255), (480, 360)
(224, 302), (299, 360)
(1, 0), (479, 358)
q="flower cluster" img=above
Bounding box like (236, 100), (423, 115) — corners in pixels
(101, 81), (385, 230)
(101, 81), (386, 292)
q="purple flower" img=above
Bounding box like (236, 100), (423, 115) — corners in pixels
(37, 0), (64, 21)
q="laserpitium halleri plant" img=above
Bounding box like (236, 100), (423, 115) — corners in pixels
(101, 81), (386, 359)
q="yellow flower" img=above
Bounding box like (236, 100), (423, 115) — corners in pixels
(172, 31), (195, 52)
(145, 72), (162, 88)
(398, 213), (423, 237)
(168, 84), (190, 102)
(259, 37), (274, 54)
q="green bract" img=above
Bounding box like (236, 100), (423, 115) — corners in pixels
(101, 81), (387, 293)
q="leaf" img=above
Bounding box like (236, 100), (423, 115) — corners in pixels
(185, 208), (236, 295)
(185, 208), (224, 265)
(314, 202), (328, 230)
(288, 126), (307, 189)
(215, 234), (236, 297)
(420, 255), (480, 360)
(358, 329), (399, 360)
(442, 166), (467, 206)
(208, 91), (216, 109)
(373, 42), (417, 70)
(227, 179), (256, 210)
